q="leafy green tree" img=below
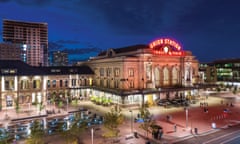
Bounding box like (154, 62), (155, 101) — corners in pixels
(61, 113), (86, 144)
(138, 107), (156, 138)
(71, 99), (78, 107)
(103, 105), (124, 141)
(26, 120), (45, 144)
(57, 101), (63, 113)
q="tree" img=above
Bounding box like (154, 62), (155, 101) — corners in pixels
(38, 101), (45, 115)
(138, 107), (156, 138)
(61, 113), (86, 144)
(71, 99), (78, 107)
(57, 101), (63, 113)
(103, 105), (124, 141)
(14, 97), (20, 117)
(26, 120), (45, 144)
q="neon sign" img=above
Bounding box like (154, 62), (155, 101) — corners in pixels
(149, 38), (183, 56)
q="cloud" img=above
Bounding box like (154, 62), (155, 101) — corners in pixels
(56, 40), (80, 44)
(49, 40), (102, 55)
(48, 41), (64, 51)
(62, 47), (101, 55)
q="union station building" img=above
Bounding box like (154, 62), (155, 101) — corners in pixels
(0, 38), (200, 110)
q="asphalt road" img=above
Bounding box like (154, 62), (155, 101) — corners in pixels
(173, 124), (240, 144)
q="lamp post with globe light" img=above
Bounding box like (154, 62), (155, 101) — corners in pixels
(129, 110), (133, 133)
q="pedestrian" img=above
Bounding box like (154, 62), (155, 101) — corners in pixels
(158, 129), (163, 139)
(174, 124), (177, 132)
(166, 115), (170, 122)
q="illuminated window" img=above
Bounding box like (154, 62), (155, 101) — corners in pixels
(47, 80), (50, 88)
(65, 80), (68, 87)
(33, 80), (41, 89)
(20, 80), (30, 89)
(6, 95), (13, 107)
(128, 68), (134, 77)
(106, 68), (112, 77)
(79, 79), (82, 86)
(100, 68), (104, 76)
(114, 68), (120, 77)
(146, 64), (152, 80)
(9, 69), (17, 74)
(72, 79), (76, 86)
(129, 80), (134, 88)
(52, 80), (56, 88)
(5, 79), (14, 90)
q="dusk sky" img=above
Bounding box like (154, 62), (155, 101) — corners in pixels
(0, 0), (240, 63)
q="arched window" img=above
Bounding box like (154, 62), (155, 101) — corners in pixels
(154, 67), (161, 87)
(172, 67), (179, 85)
(163, 67), (169, 86)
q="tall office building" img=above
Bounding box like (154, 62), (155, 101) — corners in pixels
(3, 19), (48, 66)
(52, 51), (68, 66)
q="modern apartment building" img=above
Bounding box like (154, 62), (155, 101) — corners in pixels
(3, 19), (48, 66)
(52, 51), (68, 66)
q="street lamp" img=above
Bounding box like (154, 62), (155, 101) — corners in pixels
(129, 110), (133, 133)
(66, 97), (69, 112)
(91, 128), (94, 144)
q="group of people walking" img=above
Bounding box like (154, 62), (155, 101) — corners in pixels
(200, 102), (209, 113)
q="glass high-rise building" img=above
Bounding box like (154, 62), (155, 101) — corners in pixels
(3, 19), (48, 66)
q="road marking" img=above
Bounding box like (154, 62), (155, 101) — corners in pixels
(220, 135), (240, 144)
(203, 130), (240, 144)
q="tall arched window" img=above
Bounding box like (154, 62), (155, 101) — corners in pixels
(172, 67), (179, 85)
(163, 67), (169, 86)
(154, 67), (161, 87)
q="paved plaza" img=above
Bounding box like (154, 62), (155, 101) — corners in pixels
(1, 92), (240, 144)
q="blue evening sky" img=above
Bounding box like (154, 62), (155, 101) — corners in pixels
(0, 0), (240, 63)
